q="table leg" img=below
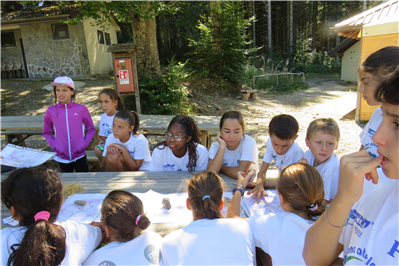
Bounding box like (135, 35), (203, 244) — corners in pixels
(200, 130), (209, 148)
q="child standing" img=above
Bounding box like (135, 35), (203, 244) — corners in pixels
(102, 110), (151, 171)
(149, 115), (208, 172)
(358, 46), (399, 159)
(43, 76), (95, 172)
(207, 111), (258, 178)
(303, 118), (340, 201)
(161, 171), (255, 265)
(1, 165), (102, 265)
(94, 88), (125, 162)
(250, 114), (304, 202)
(82, 190), (162, 265)
(228, 164), (325, 265)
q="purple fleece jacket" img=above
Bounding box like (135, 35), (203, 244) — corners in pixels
(43, 102), (95, 160)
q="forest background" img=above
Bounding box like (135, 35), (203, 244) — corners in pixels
(1, 0), (384, 115)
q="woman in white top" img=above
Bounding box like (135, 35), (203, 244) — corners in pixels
(149, 115), (208, 172)
(358, 46), (399, 160)
(208, 111), (258, 179)
(161, 171), (255, 265)
(83, 190), (162, 266)
(228, 163), (326, 265)
(1, 165), (102, 266)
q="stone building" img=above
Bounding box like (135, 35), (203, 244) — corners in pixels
(1, 4), (120, 79)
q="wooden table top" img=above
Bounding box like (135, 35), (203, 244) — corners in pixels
(0, 115), (221, 132)
(1, 171), (241, 232)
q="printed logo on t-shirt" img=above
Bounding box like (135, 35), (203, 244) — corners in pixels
(98, 261), (116, 266)
(105, 128), (112, 137)
(237, 159), (240, 165)
(348, 209), (374, 238)
(144, 244), (161, 264)
(368, 128), (376, 136)
(164, 164), (178, 171)
(222, 161), (228, 166)
(343, 241), (399, 265)
(129, 151), (135, 156)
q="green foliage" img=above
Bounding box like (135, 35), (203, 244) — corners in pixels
(189, 1), (259, 83)
(122, 59), (188, 115)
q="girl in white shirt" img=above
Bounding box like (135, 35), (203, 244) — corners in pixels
(102, 110), (151, 171)
(1, 165), (102, 266)
(83, 190), (162, 266)
(161, 171), (255, 265)
(94, 88), (125, 162)
(228, 163), (325, 265)
(149, 115), (208, 172)
(208, 111), (258, 179)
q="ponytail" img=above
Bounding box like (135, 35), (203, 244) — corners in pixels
(130, 111), (140, 135)
(1, 164), (66, 266)
(187, 172), (225, 220)
(277, 163), (325, 220)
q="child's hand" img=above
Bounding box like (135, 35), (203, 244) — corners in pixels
(336, 150), (382, 205)
(237, 171), (256, 189)
(247, 183), (268, 203)
(217, 134), (227, 148)
(298, 157), (309, 164)
(107, 144), (121, 155)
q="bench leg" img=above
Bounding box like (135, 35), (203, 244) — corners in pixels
(250, 92), (256, 100)
(242, 92), (250, 101)
(200, 130), (209, 147)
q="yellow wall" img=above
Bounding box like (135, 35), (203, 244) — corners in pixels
(341, 41), (361, 82)
(83, 17), (119, 75)
(357, 31), (399, 121)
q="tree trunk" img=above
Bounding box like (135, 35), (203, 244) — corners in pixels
(210, 0), (222, 52)
(312, 1), (317, 51)
(289, 0), (293, 53)
(268, 0), (272, 56)
(130, 8), (161, 78)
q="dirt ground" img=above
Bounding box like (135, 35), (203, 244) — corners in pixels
(0, 77), (364, 169)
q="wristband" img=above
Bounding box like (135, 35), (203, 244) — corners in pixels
(324, 204), (348, 228)
(232, 187), (244, 197)
(236, 184), (245, 190)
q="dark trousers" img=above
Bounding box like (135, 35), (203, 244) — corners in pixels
(58, 155), (88, 173)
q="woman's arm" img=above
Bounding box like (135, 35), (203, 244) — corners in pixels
(42, 110), (56, 150)
(247, 161), (269, 202)
(303, 151), (382, 265)
(220, 160), (252, 179)
(82, 107), (96, 148)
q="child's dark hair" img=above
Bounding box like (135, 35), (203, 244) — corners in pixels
(155, 115), (201, 172)
(99, 88), (125, 111)
(187, 171), (225, 220)
(219, 111), (245, 132)
(101, 190), (150, 242)
(114, 110), (140, 135)
(360, 46), (399, 78)
(53, 86), (75, 104)
(277, 163), (325, 220)
(375, 66), (399, 105)
(269, 114), (299, 140)
(1, 164), (66, 266)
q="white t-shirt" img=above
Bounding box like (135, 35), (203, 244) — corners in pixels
(103, 133), (151, 171)
(82, 231), (162, 266)
(339, 168), (399, 265)
(359, 107), (382, 159)
(161, 218), (255, 265)
(304, 150), (340, 201)
(208, 134), (259, 171)
(149, 144), (208, 171)
(248, 212), (315, 265)
(1, 220), (102, 266)
(98, 112), (116, 137)
(263, 138), (304, 172)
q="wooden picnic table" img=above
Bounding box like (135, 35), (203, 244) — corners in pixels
(0, 114), (220, 148)
(0, 171), (242, 233)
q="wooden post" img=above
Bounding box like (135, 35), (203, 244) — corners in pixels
(276, 75), (279, 86)
(131, 53), (141, 114)
(252, 76), (255, 89)
(291, 74), (293, 83)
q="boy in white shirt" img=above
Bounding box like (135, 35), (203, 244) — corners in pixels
(302, 118), (340, 201)
(250, 114), (304, 202)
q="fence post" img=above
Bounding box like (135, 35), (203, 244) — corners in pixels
(276, 75), (278, 86)
(252, 76), (255, 89)
(291, 74), (293, 83)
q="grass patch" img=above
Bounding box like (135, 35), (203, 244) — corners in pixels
(305, 73), (340, 79)
(337, 80), (355, 86)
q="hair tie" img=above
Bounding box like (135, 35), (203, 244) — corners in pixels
(202, 195), (211, 201)
(309, 203), (318, 212)
(34, 211), (50, 222)
(135, 214), (143, 225)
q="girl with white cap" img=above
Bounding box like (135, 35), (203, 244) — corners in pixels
(43, 76), (95, 172)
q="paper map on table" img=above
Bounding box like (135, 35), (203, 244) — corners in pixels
(242, 189), (285, 218)
(0, 144), (55, 168)
(57, 194), (106, 223)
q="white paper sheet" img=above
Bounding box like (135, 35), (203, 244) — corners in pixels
(0, 144), (55, 168)
(242, 189), (285, 218)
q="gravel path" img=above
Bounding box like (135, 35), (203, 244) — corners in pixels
(1, 78), (364, 170)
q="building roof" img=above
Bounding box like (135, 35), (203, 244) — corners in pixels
(330, 0), (398, 39)
(329, 38), (359, 57)
(1, 4), (81, 23)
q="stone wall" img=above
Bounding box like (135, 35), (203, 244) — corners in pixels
(20, 22), (88, 78)
(1, 29), (25, 77)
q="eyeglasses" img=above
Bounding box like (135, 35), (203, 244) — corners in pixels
(165, 132), (190, 142)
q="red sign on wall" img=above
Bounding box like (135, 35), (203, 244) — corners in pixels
(118, 70), (129, 84)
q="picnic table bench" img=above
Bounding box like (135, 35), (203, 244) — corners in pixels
(1, 114), (220, 149)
